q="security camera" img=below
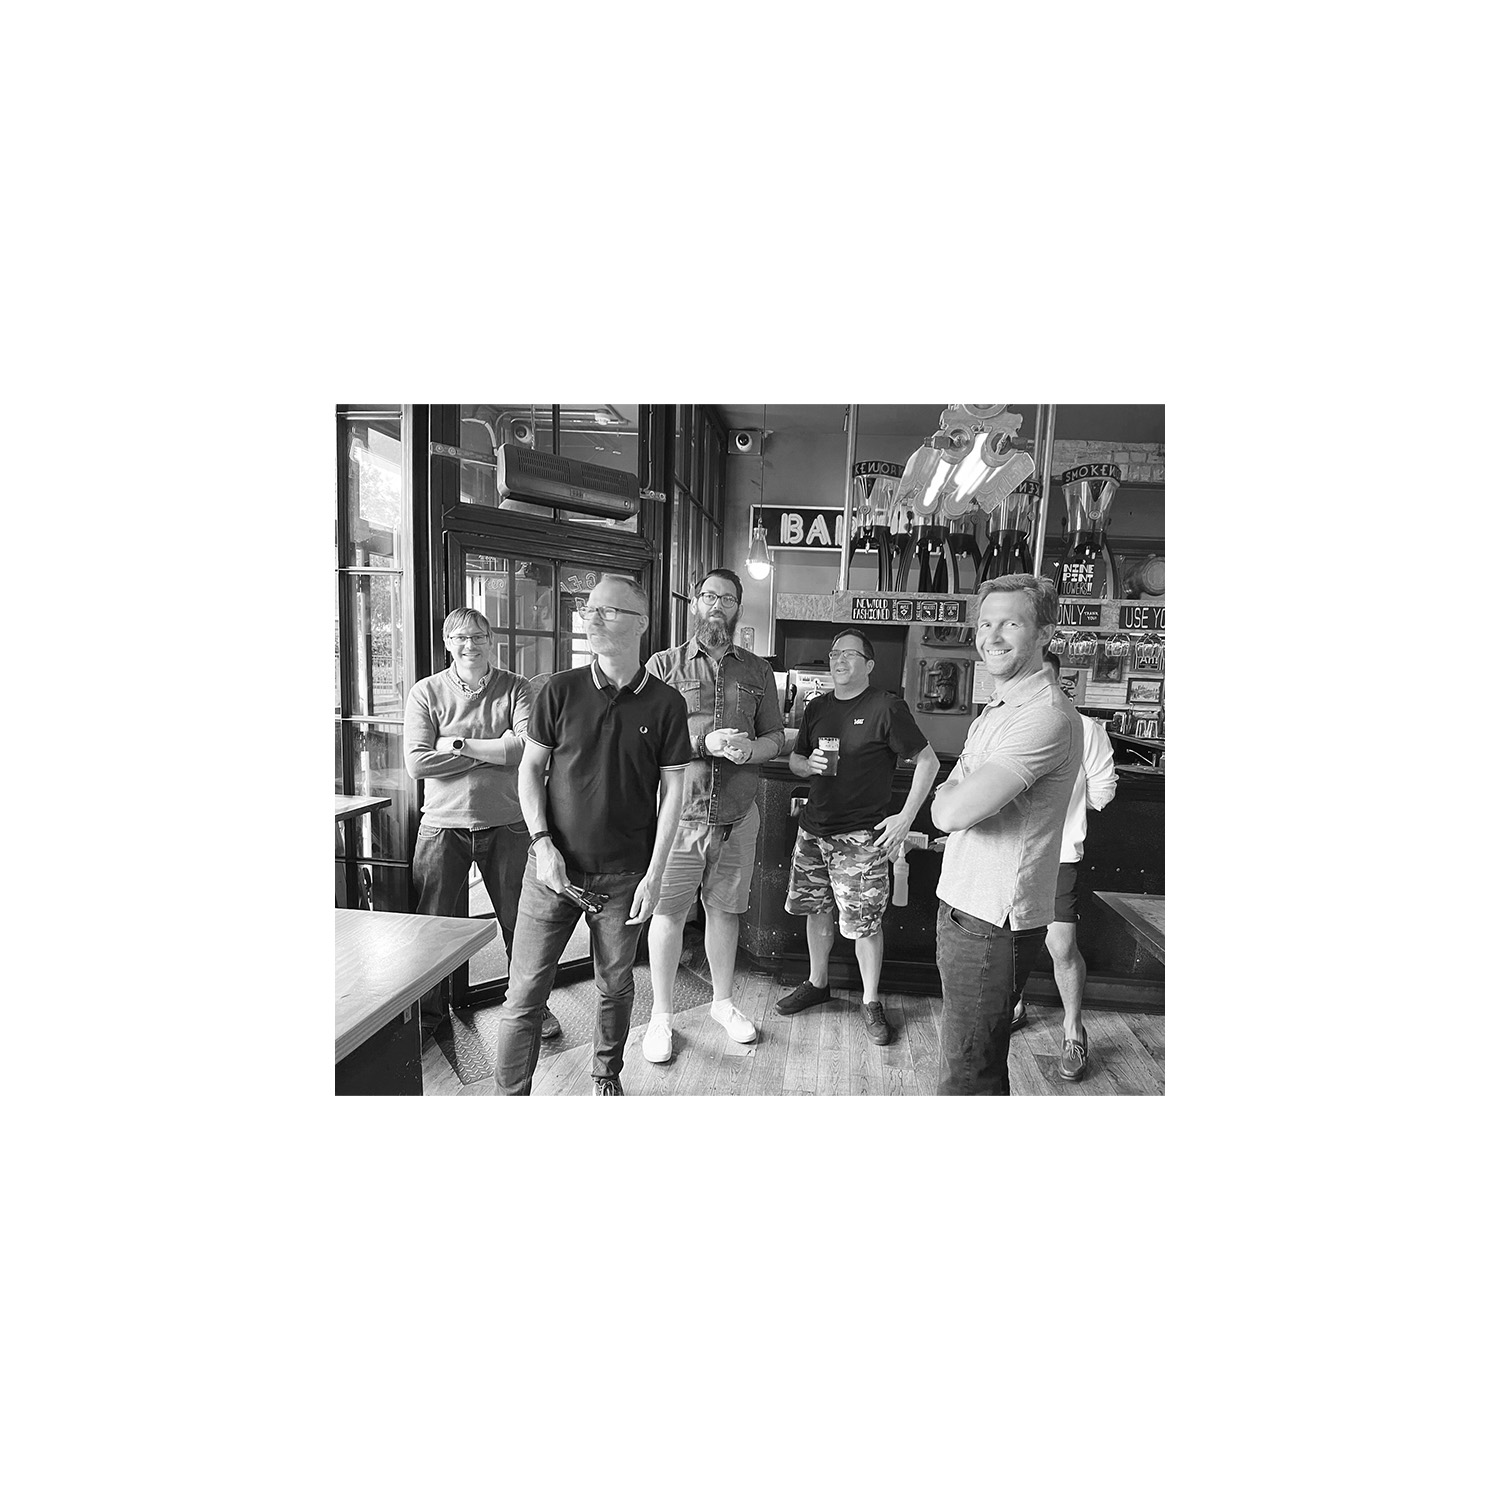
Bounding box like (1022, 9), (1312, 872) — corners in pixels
(731, 430), (761, 455)
(509, 418), (535, 448)
(734, 430), (753, 452)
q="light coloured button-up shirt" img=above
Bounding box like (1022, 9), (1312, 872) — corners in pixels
(935, 666), (1083, 930)
(645, 638), (785, 825)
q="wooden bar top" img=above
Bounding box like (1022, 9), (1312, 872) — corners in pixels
(1093, 891), (1165, 963)
(334, 910), (496, 1063)
(334, 794), (392, 821)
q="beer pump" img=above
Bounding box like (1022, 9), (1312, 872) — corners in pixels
(978, 477), (1042, 582)
(894, 423), (971, 593)
(1048, 462), (1122, 599)
(849, 460), (902, 591)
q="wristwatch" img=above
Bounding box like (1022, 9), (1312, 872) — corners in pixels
(452, 738), (466, 751)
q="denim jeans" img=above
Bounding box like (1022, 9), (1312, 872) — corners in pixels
(412, 820), (529, 1028)
(492, 860), (645, 1095)
(935, 900), (1048, 1095)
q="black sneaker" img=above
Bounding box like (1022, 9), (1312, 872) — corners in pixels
(777, 980), (832, 1016)
(593, 1077), (624, 1096)
(1058, 1026), (1088, 1082)
(860, 1001), (891, 1046)
(1010, 997), (1029, 1031)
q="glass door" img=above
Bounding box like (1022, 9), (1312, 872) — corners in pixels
(440, 536), (646, 1005)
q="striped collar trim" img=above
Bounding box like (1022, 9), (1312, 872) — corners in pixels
(590, 657), (649, 694)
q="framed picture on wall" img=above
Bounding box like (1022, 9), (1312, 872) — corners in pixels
(1126, 677), (1163, 706)
(1058, 668), (1085, 704)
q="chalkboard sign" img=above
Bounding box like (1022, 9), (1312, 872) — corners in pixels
(850, 594), (964, 624)
(1057, 602), (1102, 627)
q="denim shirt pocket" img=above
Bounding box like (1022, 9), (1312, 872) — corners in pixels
(733, 680), (764, 730)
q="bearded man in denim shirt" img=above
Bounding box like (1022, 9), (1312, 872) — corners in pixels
(641, 568), (785, 1063)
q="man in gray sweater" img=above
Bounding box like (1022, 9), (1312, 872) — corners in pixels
(403, 607), (560, 1041)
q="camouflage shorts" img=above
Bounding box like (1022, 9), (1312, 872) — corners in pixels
(784, 827), (890, 939)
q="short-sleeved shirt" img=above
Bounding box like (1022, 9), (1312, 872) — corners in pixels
(645, 638), (785, 825)
(935, 667), (1083, 930)
(793, 686), (929, 837)
(526, 660), (693, 873)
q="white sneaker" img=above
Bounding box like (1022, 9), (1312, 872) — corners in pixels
(710, 998), (757, 1044)
(642, 1014), (674, 1064)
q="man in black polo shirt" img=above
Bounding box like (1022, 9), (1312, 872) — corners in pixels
(492, 575), (693, 1096)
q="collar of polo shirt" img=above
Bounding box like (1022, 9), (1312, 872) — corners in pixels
(590, 659), (649, 694)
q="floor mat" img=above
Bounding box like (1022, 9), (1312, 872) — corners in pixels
(438, 951), (716, 1078)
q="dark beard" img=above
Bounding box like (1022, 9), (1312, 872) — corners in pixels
(697, 615), (730, 648)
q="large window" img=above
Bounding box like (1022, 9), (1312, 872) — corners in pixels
(335, 407), (416, 909)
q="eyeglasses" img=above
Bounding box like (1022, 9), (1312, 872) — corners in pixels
(827, 649), (870, 663)
(696, 590), (740, 607)
(447, 633), (491, 645)
(577, 605), (645, 623)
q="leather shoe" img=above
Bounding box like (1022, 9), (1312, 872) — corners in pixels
(540, 1008), (562, 1040)
(860, 1001), (891, 1045)
(1059, 1026), (1089, 1082)
(1010, 997), (1029, 1031)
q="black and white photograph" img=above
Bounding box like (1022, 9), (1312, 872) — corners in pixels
(334, 403), (1167, 1098)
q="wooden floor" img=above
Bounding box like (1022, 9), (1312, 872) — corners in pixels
(422, 968), (1165, 1096)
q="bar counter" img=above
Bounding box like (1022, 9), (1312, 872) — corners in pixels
(738, 752), (1164, 1007)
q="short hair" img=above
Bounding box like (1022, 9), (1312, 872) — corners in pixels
(830, 627), (875, 660)
(695, 566), (743, 603)
(596, 573), (650, 616)
(974, 573), (1059, 630)
(442, 606), (492, 638)
(1042, 648), (1062, 676)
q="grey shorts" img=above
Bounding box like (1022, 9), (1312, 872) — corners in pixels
(653, 802), (761, 917)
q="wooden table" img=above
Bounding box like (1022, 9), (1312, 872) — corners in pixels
(334, 793), (392, 821)
(335, 909), (496, 1094)
(335, 795), (393, 909)
(1093, 891), (1165, 964)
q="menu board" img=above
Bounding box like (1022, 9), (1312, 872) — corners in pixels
(850, 594), (965, 624)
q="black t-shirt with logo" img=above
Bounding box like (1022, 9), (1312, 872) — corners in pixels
(793, 686), (929, 837)
(527, 663), (693, 872)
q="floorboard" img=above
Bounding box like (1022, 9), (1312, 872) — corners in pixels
(417, 959), (1166, 1097)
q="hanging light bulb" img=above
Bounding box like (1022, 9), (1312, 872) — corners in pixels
(745, 508), (772, 579)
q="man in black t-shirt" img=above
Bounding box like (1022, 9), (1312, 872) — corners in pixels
(491, 575), (693, 1096)
(778, 629), (941, 1044)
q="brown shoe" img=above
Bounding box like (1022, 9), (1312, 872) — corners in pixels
(860, 1001), (891, 1045)
(1059, 1026), (1089, 1082)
